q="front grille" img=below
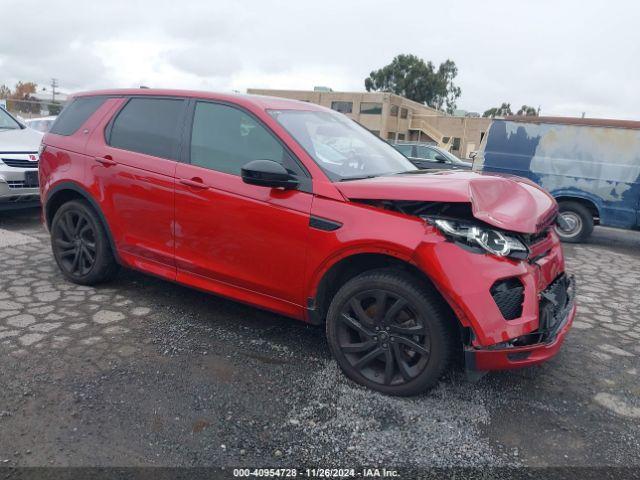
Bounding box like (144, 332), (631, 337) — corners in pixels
(1, 158), (39, 168)
(491, 277), (524, 320)
(539, 274), (572, 333)
(7, 181), (26, 189)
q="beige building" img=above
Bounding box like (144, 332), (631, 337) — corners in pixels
(247, 88), (491, 159)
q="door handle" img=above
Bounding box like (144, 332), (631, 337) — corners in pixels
(95, 155), (116, 166)
(179, 177), (209, 189)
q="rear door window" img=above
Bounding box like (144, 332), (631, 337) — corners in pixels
(50, 96), (107, 136)
(108, 98), (186, 160)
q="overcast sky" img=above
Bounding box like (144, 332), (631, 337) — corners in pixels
(1, 0), (638, 119)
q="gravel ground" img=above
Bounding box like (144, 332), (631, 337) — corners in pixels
(0, 208), (639, 470)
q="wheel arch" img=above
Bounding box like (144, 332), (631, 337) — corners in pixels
(44, 181), (120, 263)
(553, 193), (600, 221)
(307, 251), (464, 341)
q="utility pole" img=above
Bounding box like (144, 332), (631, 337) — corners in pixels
(51, 78), (58, 103)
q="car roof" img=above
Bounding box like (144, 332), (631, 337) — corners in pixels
(71, 88), (329, 112)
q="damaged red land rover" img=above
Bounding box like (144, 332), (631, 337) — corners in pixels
(39, 89), (576, 395)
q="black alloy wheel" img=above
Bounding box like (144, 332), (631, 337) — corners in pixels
(326, 270), (454, 396)
(337, 290), (431, 386)
(50, 200), (119, 285)
(53, 209), (97, 277)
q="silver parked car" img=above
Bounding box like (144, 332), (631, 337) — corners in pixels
(25, 115), (57, 133)
(0, 107), (43, 210)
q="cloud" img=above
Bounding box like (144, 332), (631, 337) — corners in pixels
(0, 0), (637, 119)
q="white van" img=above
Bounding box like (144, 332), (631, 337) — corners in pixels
(0, 106), (43, 210)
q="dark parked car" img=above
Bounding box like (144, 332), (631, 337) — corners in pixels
(392, 142), (472, 170)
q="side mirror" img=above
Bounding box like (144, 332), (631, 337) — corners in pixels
(241, 159), (298, 189)
(434, 154), (448, 163)
(469, 151), (477, 160)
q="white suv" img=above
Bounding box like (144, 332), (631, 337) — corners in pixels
(0, 106), (43, 210)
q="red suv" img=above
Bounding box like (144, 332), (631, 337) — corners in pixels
(40, 89), (576, 395)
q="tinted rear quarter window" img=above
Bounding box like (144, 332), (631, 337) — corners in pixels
(50, 96), (107, 136)
(108, 98), (185, 159)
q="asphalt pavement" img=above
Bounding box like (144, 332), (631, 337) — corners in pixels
(0, 208), (638, 470)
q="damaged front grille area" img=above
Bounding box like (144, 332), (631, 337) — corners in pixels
(487, 274), (576, 349)
(539, 273), (572, 334)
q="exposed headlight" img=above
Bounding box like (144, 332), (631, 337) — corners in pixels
(428, 218), (528, 258)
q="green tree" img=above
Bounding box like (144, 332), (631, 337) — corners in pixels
(483, 102), (513, 118)
(364, 54), (462, 114)
(437, 59), (462, 114)
(517, 105), (538, 116)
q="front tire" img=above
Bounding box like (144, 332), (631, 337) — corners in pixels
(555, 201), (594, 243)
(326, 269), (455, 396)
(50, 200), (119, 285)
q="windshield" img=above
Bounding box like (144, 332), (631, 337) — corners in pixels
(436, 147), (467, 164)
(269, 110), (417, 181)
(0, 108), (21, 130)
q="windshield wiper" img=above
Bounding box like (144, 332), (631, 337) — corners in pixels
(339, 174), (380, 181)
(393, 169), (431, 175)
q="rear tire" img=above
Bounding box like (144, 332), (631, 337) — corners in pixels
(326, 269), (455, 396)
(555, 201), (594, 243)
(50, 200), (119, 285)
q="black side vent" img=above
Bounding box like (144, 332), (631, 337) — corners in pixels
(490, 277), (524, 320)
(309, 215), (342, 232)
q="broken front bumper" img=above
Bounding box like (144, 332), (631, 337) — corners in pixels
(465, 274), (576, 371)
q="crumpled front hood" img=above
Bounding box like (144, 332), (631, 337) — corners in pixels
(0, 127), (43, 153)
(335, 171), (557, 234)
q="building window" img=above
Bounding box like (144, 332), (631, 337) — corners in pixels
(387, 131), (396, 140)
(452, 137), (461, 151)
(360, 102), (383, 115)
(390, 105), (399, 117)
(480, 132), (485, 142)
(331, 101), (353, 114)
(397, 133), (405, 141)
(369, 130), (380, 137)
(400, 108), (408, 119)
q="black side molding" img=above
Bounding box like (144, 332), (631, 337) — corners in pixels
(309, 215), (342, 232)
